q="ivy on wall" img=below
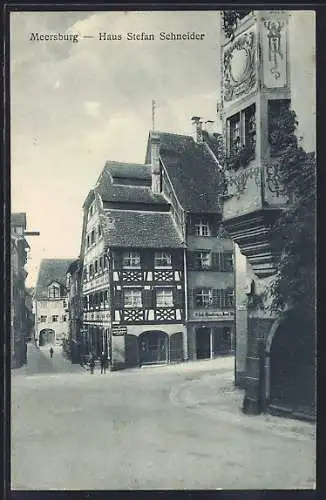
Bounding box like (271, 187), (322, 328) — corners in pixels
(225, 143), (255, 171)
(222, 10), (252, 40)
(269, 105), (316, 329)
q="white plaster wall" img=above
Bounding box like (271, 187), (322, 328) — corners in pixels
(289, 11), (316, 154)
(35, 299), (69, 341)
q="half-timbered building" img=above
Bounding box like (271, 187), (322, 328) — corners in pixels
(80, 158), (186, 369)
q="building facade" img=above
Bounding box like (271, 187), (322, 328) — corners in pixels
(65, 259), (83, 363)
(79, 160), (186, 369)
(145, 127), (236, 361)
(34, 259), (73, 347)
(219, 10), (316, 417)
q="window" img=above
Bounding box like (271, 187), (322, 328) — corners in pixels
(154, 252), (172, 268)
(99, 256), (103, 271)
(94, 260), (98, 274)
(156, 288), (174, 307)
(227, 104), (256, 155)
(91, 230), (95, 245)
(98, 225), (102, 238)
(194, 218), (210, 237)
(87, 235), (90, 248)
(194, 251), (211, 269)
(40, 315), (47, 322)
(195, 288), (213, 308)
(62, 315), (67, 322)
(48, 285), (60, 299)
(123, 251), (140, 268)
(52, 315), (59, 322)
(229, 113), (241, 154)
(89, 264), (94, 277)
(124, 288), (142, 308)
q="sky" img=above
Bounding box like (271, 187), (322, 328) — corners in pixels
(11, 11), (222, 287)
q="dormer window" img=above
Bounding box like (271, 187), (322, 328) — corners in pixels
(194, 218), (211, 237)
(48, 283), (60, 299)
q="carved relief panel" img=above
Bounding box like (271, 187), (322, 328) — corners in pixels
(261, 14), (288, 89)
(223, 30), (257, 103)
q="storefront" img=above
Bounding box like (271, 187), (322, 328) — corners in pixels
(187, 310), (235, 360)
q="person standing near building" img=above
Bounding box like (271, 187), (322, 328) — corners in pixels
(49, 346), (54, 358)
(100, 352), (106, 374)
(89, 354), (95, 374)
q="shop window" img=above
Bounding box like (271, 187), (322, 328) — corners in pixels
(52, 315), (59, 322)
(156, 288), (174, 307)
(124, 288), (142, 308)
(154, 252), (172, 268)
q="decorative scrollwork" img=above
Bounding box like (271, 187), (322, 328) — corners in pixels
(265, 160), (287, 197)
(224, 31), (256, 102)
(225, 165), (261, 199)
(264, 20), (285, 80)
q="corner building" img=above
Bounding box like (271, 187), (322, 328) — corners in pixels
(80, 161), (186, 369)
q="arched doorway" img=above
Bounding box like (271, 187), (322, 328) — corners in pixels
(138, 331), (168, 365)
(39, 329), (55, 346)
(196, 327), (210, 359)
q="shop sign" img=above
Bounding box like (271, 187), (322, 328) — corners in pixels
(112, 325), (127, 336)
(192, 310), (234, 319)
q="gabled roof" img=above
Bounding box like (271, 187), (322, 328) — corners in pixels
(34, 259), (74, 299)
(100, 209), (184, 249)
(145, 131), (224, 214)
(11, 213), (27, 229)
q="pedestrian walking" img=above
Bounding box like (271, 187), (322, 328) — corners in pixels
(49, 347), (54, 358)
(89, 355), (95, 374)
(100, 352), (106, 374)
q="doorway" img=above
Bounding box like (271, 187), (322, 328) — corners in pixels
(196, 327), (210, 359)
(138, 331), (168, 365)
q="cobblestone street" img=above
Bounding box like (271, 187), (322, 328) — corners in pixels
(11, 344), (316, 490)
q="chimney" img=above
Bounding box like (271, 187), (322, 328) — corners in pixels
(150, 131), (161, 193)
(204, 120), (215, 136)
(191, 116), (203, 144)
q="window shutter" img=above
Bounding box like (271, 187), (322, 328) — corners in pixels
(113, 288), (123, 308)
(113, 252), (123, 270)
(173, 287), (184, 308)
(171, 250), (183, 270)
(210, 217), (218, 237)
(142, 289), (153, 308)
(141, 250), (153, 271)
(187, 251), (197, 271)
(211, 252), (219, 271)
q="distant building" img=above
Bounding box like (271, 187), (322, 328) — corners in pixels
(11, 213), (30, 368)
(65, 259), (83, 363)
(34, 259), (73, 347)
